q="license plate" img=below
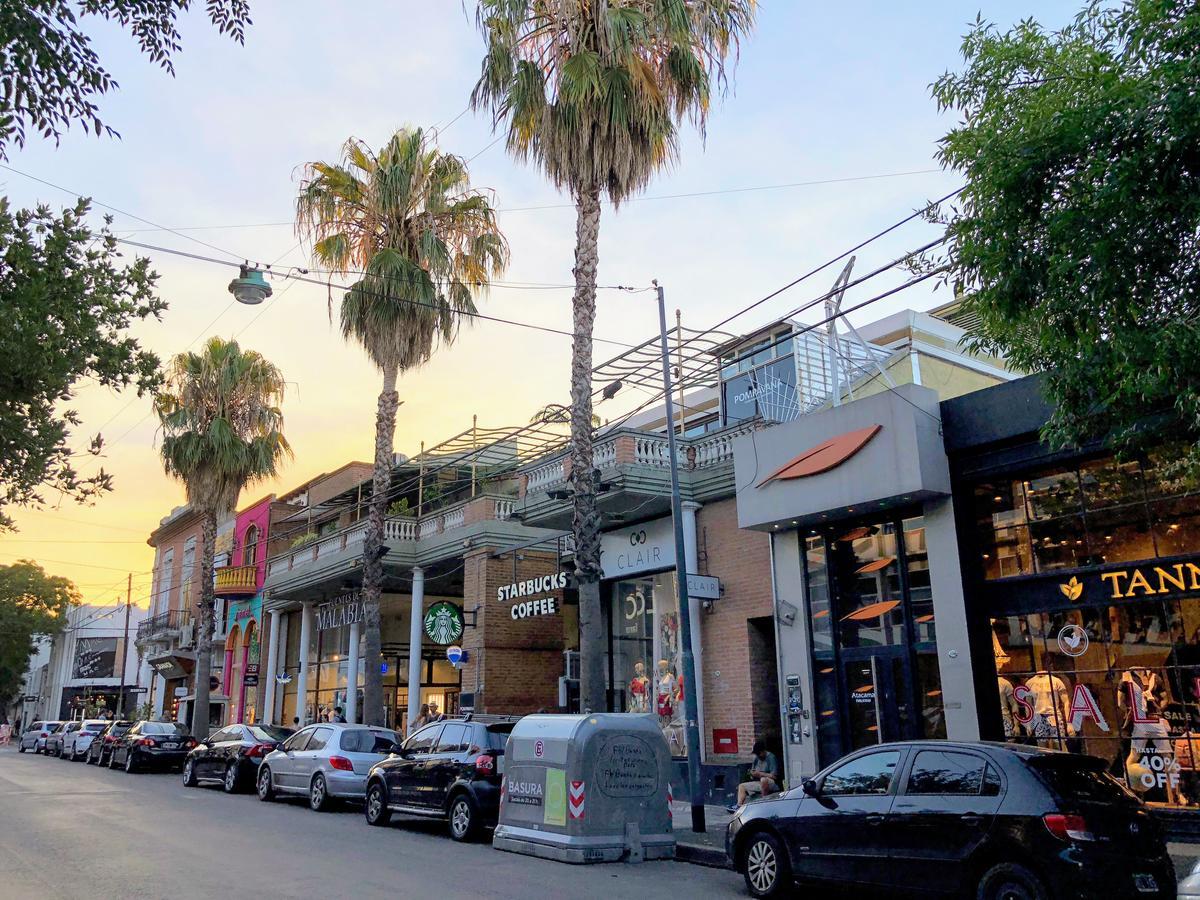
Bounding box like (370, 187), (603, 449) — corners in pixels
(1134, 874), (1158, 893)
(162, 742), (178, 750)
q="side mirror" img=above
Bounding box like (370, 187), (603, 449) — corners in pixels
(802, 778), (819, 797)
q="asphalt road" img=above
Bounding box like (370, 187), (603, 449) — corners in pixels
(0, 746), (744, 900)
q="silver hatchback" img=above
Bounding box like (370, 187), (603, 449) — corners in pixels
(256, 723), (400, 812)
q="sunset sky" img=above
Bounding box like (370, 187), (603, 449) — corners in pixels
(0, 1), (1077, 609)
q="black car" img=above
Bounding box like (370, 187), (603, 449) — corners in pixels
(109, 721), (195, 773)
(183, 723), (293, 793)
(726, 741), (1176, 899)
(86, 720), (133, 766)
(364, 718), (513, 841)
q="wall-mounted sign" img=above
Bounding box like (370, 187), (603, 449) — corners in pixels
(687, 574), (720, 600)
(424, 602), (464, 645)
(243, 674), (259, 687)
(316, 592), (366, 631)
(600, 517), (675, 579)
(497, 571), (570, 603)
(446, 645), (467, 666)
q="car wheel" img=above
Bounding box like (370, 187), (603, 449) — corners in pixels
(309, 773), (331, 812)
(977, 862), (1049, 900)
(182, 759), (198, 787)
(448, 793), (480, 842)
(18, 744), (25, 753)
(365, 781), (392, 827)
(223, 763), (240, 794)
(256, 766), (275, 801)
(741, 831), (791, 899)
(124, 751), (137, 774)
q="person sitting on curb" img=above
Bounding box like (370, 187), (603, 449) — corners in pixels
(727, 740), (781, 812)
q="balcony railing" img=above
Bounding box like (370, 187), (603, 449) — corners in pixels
(264, 493), (515, 579)
(136, 609), (191, 643)
(214, 564), (258, 596)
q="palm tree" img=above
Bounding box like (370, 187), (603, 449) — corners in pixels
(296, 128), (508, 727)
(156, 337), (290, 740)
(472, 0), (755, 712)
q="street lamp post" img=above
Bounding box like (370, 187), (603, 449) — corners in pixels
(653, 280), (705, 833)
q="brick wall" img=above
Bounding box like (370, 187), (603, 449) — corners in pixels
(461, 548), (566, 714)
(696, 497), (775, 759)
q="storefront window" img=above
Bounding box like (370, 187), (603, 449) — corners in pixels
(607, 571), (686, 756)
(805, 535), (842, 765)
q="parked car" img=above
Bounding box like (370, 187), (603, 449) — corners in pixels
(256, 723), (401, 811)
(108, 721), (195, 773)
(726, 740), (1176, 899)
(30, 721), (64, 755)
(183, 723), (294, 793)
(61, 719), (110, 761)
(87, 721), (133, 766)
(17, 721), (57, 753)
(363, 718), (513, 841)
(47, 720), (79, 757)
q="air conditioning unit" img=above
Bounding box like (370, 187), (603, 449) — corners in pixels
(563, 650), (580, 680)
(178, 620), (196, 649)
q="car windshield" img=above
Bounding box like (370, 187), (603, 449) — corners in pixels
(486, 725), (514, 750)
(340, 729), (400, 753)
(247, 725), (292, 743)
(1028, 756), (1139, 804)
(141, 722), (187, 735)
(110, 723), (132, 734)
(47, 724), (63, 732)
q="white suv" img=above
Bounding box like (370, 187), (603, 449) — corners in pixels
(62, 720), (112, 761)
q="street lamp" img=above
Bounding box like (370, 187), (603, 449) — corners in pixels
(228, 264), (273, 305)
(653, 280), (705, 833)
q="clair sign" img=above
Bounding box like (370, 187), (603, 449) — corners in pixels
(498, 571), (570, 620)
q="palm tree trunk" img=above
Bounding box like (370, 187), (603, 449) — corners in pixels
(361, 365), (400, 727)
(190, 508), (218, 740)
(570, 184), (605, 713)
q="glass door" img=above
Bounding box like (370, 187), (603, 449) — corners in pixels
(841, 649), (913, 750)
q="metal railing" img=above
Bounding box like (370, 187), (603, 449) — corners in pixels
(213, 564), (258, 596)
(135, 608), (191, 642)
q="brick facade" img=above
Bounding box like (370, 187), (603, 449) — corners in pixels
(460, 548), (566, 714)
(695, 497), (776, 760)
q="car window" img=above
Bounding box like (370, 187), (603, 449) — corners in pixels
(1028, 757), (1138, 804)
(66, 722), (81, 732)
(248, 725), (292, 743)
(143, 722), (187, 735)
(822, 750), (902, 797)
(339, 729), (399, 753)
(281, 729), (312, 752)
(30, 722), (43, 732)
(906, 751), (988, 796)
(48, 723), (63, 733)
(436, 724), (469, 754)
(403, 724), (443, 755)
(305, 727), (333, 752)
(982, 765), (1002, 797)
(485, 725), (514, 750)
(209, 728), (233, 743)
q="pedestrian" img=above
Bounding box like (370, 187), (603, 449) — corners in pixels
(428, 701), (444, 723)
(410, 703), (431, 734)
(331, 706), (346, 723)
(0, 716), (10, 747)
(727, 740), (781, 812)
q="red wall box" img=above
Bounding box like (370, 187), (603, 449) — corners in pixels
(712, 728), (739, 755)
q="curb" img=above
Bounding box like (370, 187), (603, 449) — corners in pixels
(675, 842), (731, 869)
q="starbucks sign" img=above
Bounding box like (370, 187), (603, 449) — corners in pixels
(423, 602), (464, 645)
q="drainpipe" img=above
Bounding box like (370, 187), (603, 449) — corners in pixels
(346, 619), (360, 724)
(296, 602), (313, 724)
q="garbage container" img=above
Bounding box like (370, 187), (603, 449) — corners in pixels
(493, 713), (676, 864)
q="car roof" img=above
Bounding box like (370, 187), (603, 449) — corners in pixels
(856, 739), (1072, 760)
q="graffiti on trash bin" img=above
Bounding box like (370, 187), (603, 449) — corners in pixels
(595, 735), (658, 798)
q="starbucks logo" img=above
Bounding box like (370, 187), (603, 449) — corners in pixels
(424, 602), (464, 645)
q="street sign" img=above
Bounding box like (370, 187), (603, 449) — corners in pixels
(686, 574), (720, 600)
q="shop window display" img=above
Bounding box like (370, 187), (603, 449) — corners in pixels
(608, 572), (687, 756)
(991, 594), (1200, 809)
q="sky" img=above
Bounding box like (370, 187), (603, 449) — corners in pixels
(0, 0), (1080, 609)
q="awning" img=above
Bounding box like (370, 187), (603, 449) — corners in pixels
(148, 651), (196, 680)
(178, 693), (230, 704)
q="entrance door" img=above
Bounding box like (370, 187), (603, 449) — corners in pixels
(841, 649), (914, 750)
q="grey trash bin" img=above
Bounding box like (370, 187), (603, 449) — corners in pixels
(492, 713), (676, 864)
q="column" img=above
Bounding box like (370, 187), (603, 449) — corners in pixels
(152, 672), (166, 719)
(346, 619), (360, 724)
(406, 567), (425, 735)
(680, 501), (706, 759)
(295, 602), (314, 725)
(262, 609), (282, 724)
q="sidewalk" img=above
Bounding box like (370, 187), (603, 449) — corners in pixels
(671, 800), (1200, 880)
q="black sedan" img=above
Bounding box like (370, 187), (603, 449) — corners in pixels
(726, 740), (1176, 899)
(183, 723), (293, 793)
(108, 720), (195, 773)
(87, 720), (133, 766)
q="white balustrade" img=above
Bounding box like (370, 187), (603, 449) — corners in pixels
(384, 518), (417, 541)
(634, 434), (670, 467)
(594, 440), (618, 469)
(494, 498), (514, 520)
(526, 458), (565, 491)
(315, 533), (342, 559)
(442, 507), (466, 531)
(418, 516), (440, 539)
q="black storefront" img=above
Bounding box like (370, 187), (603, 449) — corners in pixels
(945, 375), (1200, 828)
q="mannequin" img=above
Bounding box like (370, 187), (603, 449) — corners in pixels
(1119, 667), (1164, 720)
(656, 659), (677, 720)
(998, 676), (1022, 740)
(1024, 669), (1074, 749)
(628, 661), (650, 713)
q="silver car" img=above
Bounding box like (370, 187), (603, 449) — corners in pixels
(61, 719), (113, 761)
(255, 723), (401, 812)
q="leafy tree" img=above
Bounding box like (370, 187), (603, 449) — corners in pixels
(296, 128), (507, 727)
(156, 337), (290, 739)
(930, 1), (1200, 476)
(0, 0), (252, 157)
(0, 561), (78, 713)
(0, 198), (164, 530)
(471, 0), (755, 712)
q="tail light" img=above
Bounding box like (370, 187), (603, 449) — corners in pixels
(137, 737), (155, 747)
(104, 736), (115, 744)
(40, 732), (48, 738)
(1043, 813), (1096, 842)
(328, 756), (354, 772)
(245, 743), (274, 759)
(475, 753), (496, 775)
(183, 738), (197, 749)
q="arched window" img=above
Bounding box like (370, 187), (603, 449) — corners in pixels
(243, 524), (259, 566)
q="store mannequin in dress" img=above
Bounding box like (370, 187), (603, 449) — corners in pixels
(656, 659), (676, 721)
(1025, 667), (1074, 749)
(1119, 666), (1164, 720)
(628, 661), (650, 713)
